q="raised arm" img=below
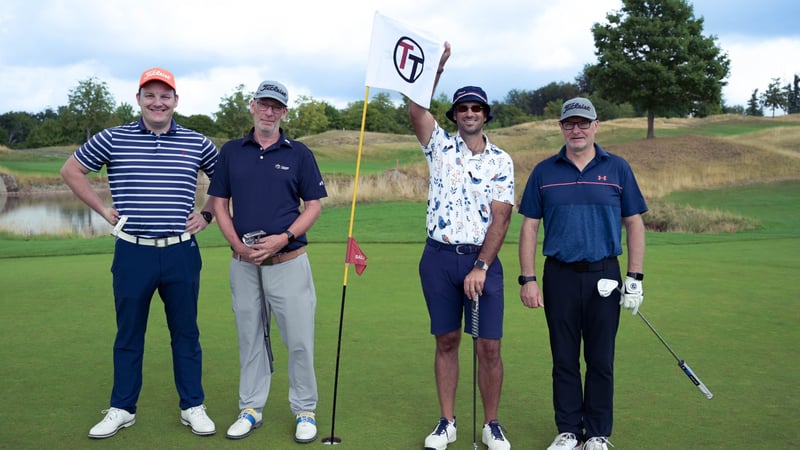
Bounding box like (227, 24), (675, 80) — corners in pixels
(408, 41), (451, 146)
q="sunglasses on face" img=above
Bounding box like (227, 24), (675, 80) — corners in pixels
(456, 104), (484, 113)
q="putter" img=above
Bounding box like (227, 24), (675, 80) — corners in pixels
(471, 295), (479, 450)
(596, 279), (714, 399)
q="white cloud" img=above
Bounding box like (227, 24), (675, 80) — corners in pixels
(0, 0), (796, 116)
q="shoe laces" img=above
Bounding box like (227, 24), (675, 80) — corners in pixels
(585, 436), (614, 449)
(186, 405), (208, 417)
(555, 432), (578, 445)
(486, 420), (507, 441)
(432, 417), (452, 436)
(238, 408), (257, 421)
(296, 412), (316, 425)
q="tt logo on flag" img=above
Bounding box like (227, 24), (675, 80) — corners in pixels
(394, 37), (425, 83)
(365, 12), (444, 109)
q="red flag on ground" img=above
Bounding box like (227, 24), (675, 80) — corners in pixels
(345, 237), (368, 275)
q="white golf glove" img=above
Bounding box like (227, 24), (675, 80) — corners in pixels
(620, 276), (643, 315)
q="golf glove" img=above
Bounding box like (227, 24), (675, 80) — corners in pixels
(620, 276), (643, 315)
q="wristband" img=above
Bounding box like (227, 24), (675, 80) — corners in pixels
(626, 272), (644, 281)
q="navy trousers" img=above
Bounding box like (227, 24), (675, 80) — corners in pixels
(542, 257), (621, 441)
(109, 237), (205, 413)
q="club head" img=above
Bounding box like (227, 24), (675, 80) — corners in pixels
(597, 278), (619, 297)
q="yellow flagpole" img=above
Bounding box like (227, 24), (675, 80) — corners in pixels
(342, 86), (371, 286)
(323, 86), (371, 445)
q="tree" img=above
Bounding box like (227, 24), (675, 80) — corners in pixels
(587, 0), (730, 139)
(176, 113), (219, 137)
(745, 89), (764, 116)
(285, 95), (330, 137)
(214, 84), (252, 139)
(762, 78), (787, 117)
(114, 103), (136, 124)
(788, 75), (800, 114)
(67, 77), (117, 142)
(0, 111), (37, 148)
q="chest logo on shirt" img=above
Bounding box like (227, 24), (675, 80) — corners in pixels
(274, 164), (290, 171)
(598, 175), (607, 181)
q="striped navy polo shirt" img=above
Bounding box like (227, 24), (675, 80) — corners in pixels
(73, 119), (217, 238)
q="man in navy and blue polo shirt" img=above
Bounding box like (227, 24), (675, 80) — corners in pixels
(518, 97), (647, 450)
(207, 80), (327, 444)
(61, 67), (218, 439)
(409, 42), (514, 450)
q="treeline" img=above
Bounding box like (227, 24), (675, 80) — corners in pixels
(0, 75), (782, 150)
(5, 0), (800, 149)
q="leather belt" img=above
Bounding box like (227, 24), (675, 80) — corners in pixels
(549, 257), (616, 272)
(115, 230), (192, 247)
(426, 238), (482, 255)
(234, 246), (306, 266)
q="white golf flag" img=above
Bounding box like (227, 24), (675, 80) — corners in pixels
(365, 12), (444, 109)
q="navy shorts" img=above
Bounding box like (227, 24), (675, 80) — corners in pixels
(419, 239), (504, 339)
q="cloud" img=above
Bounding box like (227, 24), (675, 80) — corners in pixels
(0, 0), (797, 116)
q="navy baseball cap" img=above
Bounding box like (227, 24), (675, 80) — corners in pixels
(445, 85), (493, 123)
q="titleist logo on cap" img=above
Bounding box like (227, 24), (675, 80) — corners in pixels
(258, 84), (286, 97)
(563, 102), (591, 114)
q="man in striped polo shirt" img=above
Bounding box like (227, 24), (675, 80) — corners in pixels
(61, 67), (218, 439)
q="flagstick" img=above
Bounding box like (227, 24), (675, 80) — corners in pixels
(322, 86), (371, 445)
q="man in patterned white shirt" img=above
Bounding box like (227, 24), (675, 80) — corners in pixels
(408, 42), (514, 450)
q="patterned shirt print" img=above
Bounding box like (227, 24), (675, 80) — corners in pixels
(422, 122), (514, 245)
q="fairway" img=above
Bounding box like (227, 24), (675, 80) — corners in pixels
(1, 181), (798, 449)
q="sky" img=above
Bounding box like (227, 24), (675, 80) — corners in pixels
(1, 0), (798, 117)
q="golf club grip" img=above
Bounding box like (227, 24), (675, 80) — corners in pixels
(471, 297), (479, 338)
(679, 360), (713, 399)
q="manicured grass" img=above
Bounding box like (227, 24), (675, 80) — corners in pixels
(1, 181), (798, 448)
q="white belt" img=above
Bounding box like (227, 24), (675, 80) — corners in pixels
(114, 230), (192, 247)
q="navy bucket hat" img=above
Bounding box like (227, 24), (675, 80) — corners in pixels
(445, 85), (493, 123)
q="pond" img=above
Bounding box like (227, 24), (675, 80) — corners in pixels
(0, 189), (210, 237)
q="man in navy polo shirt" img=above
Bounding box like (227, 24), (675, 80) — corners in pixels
(207, 80), (327, 444)
(518, 97), (647, 450)
(61, 67), (218, 439)
(409, 42), (515, 450)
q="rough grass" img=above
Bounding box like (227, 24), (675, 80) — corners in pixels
(4, 114), (800, 233)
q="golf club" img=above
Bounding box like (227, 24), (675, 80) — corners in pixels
(597, 279), (714, 400)
(471, 294), (479, 450)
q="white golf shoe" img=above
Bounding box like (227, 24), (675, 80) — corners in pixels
(583, 436), (612, 450)
(180, 404), (216, 436)
(424, 417), (457, 450)
(547, 432), (582, 450)
(482, 420), (511, 450)
(294, 411), (318, 443)
(88, 407), (136, 439)
(226, 408), (262, 439)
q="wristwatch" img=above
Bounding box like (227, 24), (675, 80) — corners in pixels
(626, 272), (644, 281)
(518, 275), (537, 286)
(473, 259), (489, 271)
(284, 230), (295, 242)
(200, 211), (212, 224)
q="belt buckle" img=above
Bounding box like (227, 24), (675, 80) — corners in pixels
(455, 244), (468, 255)
(154, 238), (169, 247)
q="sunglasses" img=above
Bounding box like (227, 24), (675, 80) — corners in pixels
(456, 104), (484, 113)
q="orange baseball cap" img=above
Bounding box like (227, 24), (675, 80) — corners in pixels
(138, 67), (176, 91)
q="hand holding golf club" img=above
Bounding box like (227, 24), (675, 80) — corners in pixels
(621, 276), (644, 315)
